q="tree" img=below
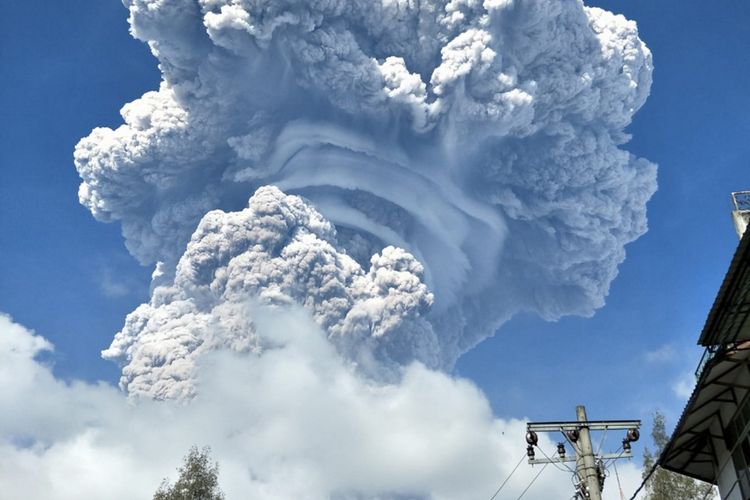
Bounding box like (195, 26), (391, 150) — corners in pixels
(642, 411), (715, 500)
(154, 446), (225, 500)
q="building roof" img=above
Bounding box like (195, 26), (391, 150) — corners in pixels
(660, 344), (750, 483)
(699, 226), (750, 347)
(662, 228), (750, 483)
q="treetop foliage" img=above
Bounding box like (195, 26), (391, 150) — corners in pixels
(153, 446), (225, 500)
(642, 411), (715, 500)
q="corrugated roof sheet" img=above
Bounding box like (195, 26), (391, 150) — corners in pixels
(699, 227), (750, 346)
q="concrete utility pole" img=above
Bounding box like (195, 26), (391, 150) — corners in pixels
(576, 405), (602, 500)
(525, 405), (640, 500)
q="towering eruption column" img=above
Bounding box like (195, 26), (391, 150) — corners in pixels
(75, 0), (656, 398)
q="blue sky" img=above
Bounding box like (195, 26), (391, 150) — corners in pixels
(1, 0), (749, 465)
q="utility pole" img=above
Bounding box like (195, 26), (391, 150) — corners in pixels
(576, 405), (602, 500)
(525, 405), (640, 499)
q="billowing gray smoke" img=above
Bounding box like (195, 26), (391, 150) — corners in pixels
(76, 0), (656, 397)
(106, 186), (437, 398)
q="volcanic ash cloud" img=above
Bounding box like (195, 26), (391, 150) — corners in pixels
(75, 0), (657, 396)
(105, 187), (438, 398)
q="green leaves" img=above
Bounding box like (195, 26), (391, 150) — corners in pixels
(642, 411), (714, 500)
(154, 446), (224, 500)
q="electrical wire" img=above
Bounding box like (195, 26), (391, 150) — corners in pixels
(613, 461), (626, 500)
(698, 480), (718, 500)
(627, 460), (658, 500)
(628, 455), (718, 500)
(488, 452), (527, 500)
(603, 444), (627, 468)
(516, 462), (549, 500)
(562, 429), (583, 456)
(535, 443), (577, 474)
(596, 428), (608, 456)
(571, 467), (582, 486)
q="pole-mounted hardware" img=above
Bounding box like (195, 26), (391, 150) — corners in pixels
(525, 405), (640, 500)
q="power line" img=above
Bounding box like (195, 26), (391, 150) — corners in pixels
(603, 445), (626, 467)
(527, 406), (641, 500)
(516, 463), (549, 500)
(488, 452), (527, 500)
(613, 461), (626, 500)
(627, 460), (658, 500)
(535, 444), (576, 474)
(699, 481), (717, 500)
(596, 428), (608, 456)
(626, 452), (720, 500)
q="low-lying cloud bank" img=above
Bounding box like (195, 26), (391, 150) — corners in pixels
(1, 313), (642, 499)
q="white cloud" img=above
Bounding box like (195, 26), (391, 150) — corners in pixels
(97, 266), (133, 298)
(672, 371), (697, 400)
(1, 312), (642, 500)
(644, 344), (676, 363)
